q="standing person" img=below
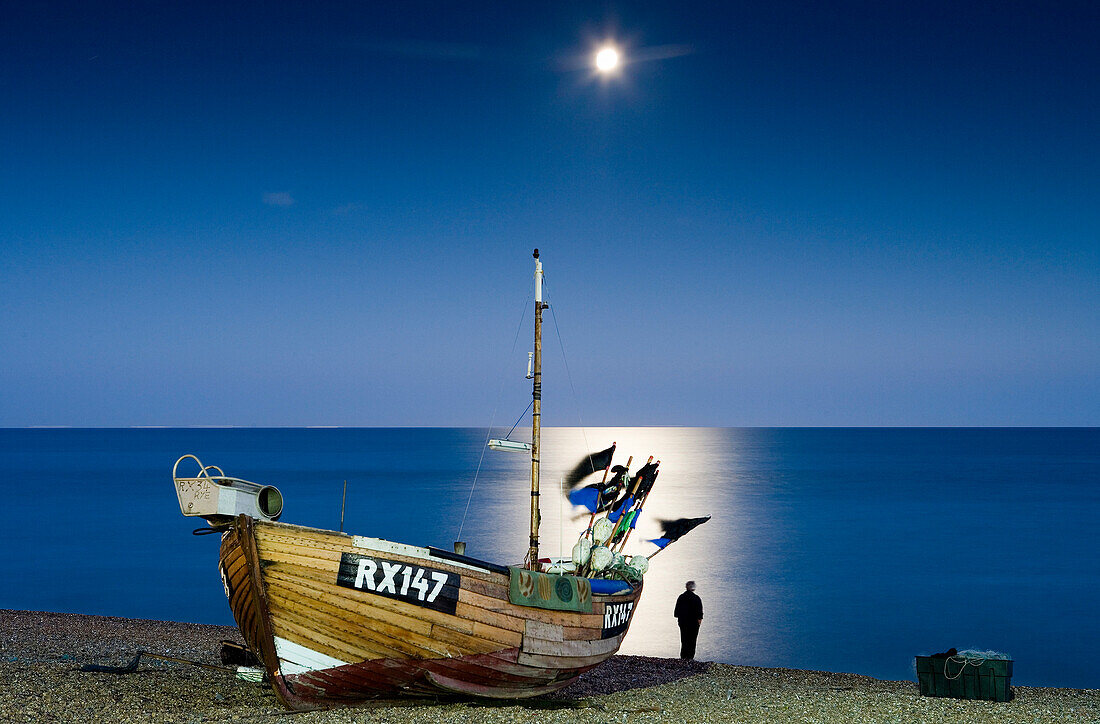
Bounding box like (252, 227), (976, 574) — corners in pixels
(673, 580), (703, 660)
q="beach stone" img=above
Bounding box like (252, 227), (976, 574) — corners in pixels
(1, 610), (1097, 723)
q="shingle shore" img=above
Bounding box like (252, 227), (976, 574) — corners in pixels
(1, 610), (1096, 723)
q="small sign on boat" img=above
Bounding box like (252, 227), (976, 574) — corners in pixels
(601, 601), (635, 639)
(487, 439), (532, 453)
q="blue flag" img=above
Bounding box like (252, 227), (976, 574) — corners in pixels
(608, 496), (633, 522)
(566, 465), (628, 513)
(568, 485), (601, 513)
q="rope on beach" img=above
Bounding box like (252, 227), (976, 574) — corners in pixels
(80, 651), (237, 675)
(943, 655), (988, 680)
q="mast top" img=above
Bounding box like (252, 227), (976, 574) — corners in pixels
(534, 250), (543, 304)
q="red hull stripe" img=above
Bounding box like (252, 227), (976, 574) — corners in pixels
(279, 646), (584, 707)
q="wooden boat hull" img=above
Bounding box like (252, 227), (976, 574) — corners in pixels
(219, 515), (642, 709)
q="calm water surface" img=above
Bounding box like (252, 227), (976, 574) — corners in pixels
(2, 427), (1097, 687)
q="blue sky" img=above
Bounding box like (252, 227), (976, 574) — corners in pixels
(1, 1), (1097, 426)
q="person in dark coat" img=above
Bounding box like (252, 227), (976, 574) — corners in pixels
(673, 580), (703, 660)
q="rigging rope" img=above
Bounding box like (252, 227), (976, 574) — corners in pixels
(543, 279), (594, 464)
(456, 294), (531, 542)
(505, 398), (534, 440)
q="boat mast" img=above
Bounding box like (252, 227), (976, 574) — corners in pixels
(527, 249), (545, 569)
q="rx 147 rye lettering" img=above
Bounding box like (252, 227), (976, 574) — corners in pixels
(336, 553), (461, 615)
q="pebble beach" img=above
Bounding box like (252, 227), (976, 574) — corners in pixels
(1, 610), (1096, 723)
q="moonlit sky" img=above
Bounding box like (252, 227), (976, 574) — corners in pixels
(2, 2), (1097, 427)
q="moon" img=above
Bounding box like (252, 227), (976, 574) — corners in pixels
(595, 46), (620, 72)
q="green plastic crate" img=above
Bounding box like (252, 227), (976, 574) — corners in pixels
(915, 655), (1014, 702)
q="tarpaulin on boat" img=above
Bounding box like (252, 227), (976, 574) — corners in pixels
(508, 568), (592, 613)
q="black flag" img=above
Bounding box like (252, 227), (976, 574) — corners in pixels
(650, 515), (711, 549)
(630, 461), (660, 498)
(563, 443), (616, 488)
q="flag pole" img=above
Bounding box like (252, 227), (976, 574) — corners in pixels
(610, 456), (651, 533)
(559, 476), (563, 566)
(613, 465), (658, 554)
(601, 456), (652, 555)
(646, 545), (670, 560)
(586, 451), (626, 538)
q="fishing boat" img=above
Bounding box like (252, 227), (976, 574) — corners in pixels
(171, 250), (647, 709)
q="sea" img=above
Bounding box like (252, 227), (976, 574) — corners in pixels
(2, 427), (1097, 688)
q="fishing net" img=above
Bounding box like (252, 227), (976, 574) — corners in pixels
(594, 558), (643, 584)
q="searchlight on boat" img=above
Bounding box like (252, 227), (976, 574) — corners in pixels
(488, 439), (533, 453)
